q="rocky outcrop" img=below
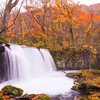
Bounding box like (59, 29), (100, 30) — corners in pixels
(51, 48), (99, 70)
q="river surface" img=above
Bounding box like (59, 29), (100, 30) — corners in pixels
(0, 70), (86, 100)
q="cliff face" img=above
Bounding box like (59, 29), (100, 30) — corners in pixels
(51, 48), (99, 70)
(56, 50), (90, 70)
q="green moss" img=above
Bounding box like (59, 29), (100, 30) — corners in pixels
(79, 97), (86, 100)
(89, 69), (100, 75)
(1, 85), (23, 96)
(0, 95), (3, 99)
(0, 37), (9, 43)
(38, 94), (52, 100)
(71, 86), (77, 90)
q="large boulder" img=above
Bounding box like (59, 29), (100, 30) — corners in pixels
(1, 85), (23, 96)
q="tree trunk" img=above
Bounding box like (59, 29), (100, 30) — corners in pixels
(1, 0), (19, 36)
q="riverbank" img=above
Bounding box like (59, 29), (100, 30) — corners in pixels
(67, 69), (100, 100)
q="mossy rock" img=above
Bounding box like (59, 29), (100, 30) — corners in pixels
(0, 95), (3, 100)
(79, 97), (86, 100)
(38, 94), (52, 100)
(87, 92), (100, 100)
(0, 46), (5, 53)
(33, 94), (52, 100)
(78, 82), (100, 92)
(1, 85), (23, 96)
(71, 85), (77, 90)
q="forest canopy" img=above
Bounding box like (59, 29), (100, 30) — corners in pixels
(0, 0), (100, 54)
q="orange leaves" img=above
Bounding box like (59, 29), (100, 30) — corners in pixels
(93, 14), (100, 21)
(37, 25), (41, 29)
(6, 32), (14, 35)
(18, 33), (21, 35)
(11, 34), (15, 37)
(32, 33), (35, 36)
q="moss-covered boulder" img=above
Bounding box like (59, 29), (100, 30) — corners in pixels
(1, 85), (23, 96)
(78, 97), (86, 100)
(87, 92), (100, 100)
(78, 82), (100, 91)
(71, 85), (79, 90)
(0, 94), (3, 100)
(16, 94), (52, 100)
(33, 94), (52, 100)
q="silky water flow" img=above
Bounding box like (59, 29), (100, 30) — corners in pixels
(0, 44), (74, 96)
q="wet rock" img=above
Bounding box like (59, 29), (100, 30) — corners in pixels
(78, 97), (86, 100)
(16, 94), (36, 100)
(1, 85), (23, 96)
(66, 72), (77, 78)
(78, 82), (100, 91)
(5, 43), (10, 48)
(0, 42), (3, 45)
(0, 46), (5, 53)
(71, 85), (78, 90)
(33, 94), (52, 100)
(16, 94), (52, 100)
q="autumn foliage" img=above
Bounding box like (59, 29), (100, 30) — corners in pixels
(4, 0), (100, 52)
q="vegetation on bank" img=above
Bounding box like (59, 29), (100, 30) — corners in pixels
(0, 85), (52, 100)
(67, 69), (100, 100)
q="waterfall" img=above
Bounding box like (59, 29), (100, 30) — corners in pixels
(0, 44), (56, 82)
(0, 44), (74, 96)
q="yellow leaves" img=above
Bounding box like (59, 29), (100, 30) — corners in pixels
(92, 49), (97, 54)
(38, 32), (47, 39)
(83, 45), (93, 49)
(63, 42), (69, 47)
(88, 24), (92, 30)
(35, 12), (42, 16)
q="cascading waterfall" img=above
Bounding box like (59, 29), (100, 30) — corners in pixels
(0, 44), (56, 82)
(0, 44), (75, 96)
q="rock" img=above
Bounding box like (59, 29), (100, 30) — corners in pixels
(71, 85), (78, 90)
(0, 46), (5, 53)
(5, 43), (10, 48)
(78, 97), (86, 100)
(78, 82), (100, 91)
(66, 73), (76, 78)
(33, 94), (52, 100)
(1, 85), (23, 96)
(16, 94), (52, 100)
(16, 94), (36, 100)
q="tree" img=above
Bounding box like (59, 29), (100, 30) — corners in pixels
(0, 0), (19, 37)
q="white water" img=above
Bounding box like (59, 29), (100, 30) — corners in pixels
(0, 44), (74, 95)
